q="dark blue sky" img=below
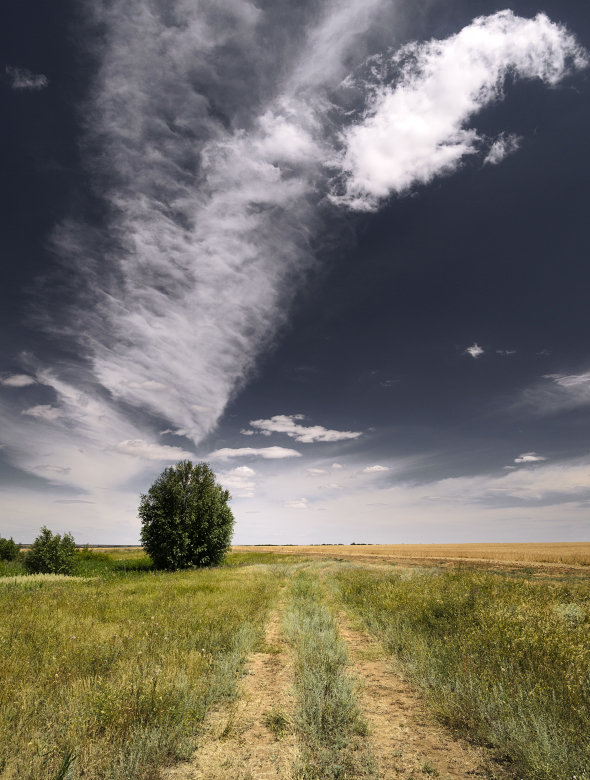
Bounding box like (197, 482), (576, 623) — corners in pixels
(1, 0), (590, 543)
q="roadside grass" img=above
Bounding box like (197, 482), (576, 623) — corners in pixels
(0, 565), (281, 779)
(333, 566), (590, 780)
(284, 569), (374, 779)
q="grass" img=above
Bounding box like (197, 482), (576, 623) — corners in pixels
(333, 565), (590, 780)
(284, 568), (374, 779)
(0, 563), (281, 779)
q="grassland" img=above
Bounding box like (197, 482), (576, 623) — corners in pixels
(333, 565), (590, 780)
(0, 558), (281, 779)
(235, 542), (590, 567)
(2, 547), (589, 779)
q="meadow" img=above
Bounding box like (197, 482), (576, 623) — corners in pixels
(1, 546), (589, 779)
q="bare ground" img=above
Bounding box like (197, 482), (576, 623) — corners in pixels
(162, 592), (296, 780)
(336, 607), (500, 780)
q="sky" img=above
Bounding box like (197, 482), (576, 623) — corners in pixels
(1, 0), (590, 544)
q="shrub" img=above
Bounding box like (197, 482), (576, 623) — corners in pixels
(0, 536), (20, 561)
(139, 460), (234, 570)
(25, 526), (76, 574)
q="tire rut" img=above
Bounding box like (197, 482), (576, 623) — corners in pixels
(163, 592), (296, 780)
(336, 609), (498, 780)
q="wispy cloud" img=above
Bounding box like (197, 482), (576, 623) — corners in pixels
(522, 371), (590, 414)
(6, 66), (48, 90)
(484, 133), (522, 165)
(22, 404), (63, 422)
(285, 497), (309, 509)
(115, 440), (194, 460)
(248, 414), (362, 443)
(363, 464), (390, 473)
(332, 11), (587, 210)
(209, 446), (301, 460)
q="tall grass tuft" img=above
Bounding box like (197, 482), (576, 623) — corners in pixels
(284, 570), (374, 779)
(334, 566), (590, 780)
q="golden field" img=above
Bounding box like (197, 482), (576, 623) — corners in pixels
(234, 542), (590, 567)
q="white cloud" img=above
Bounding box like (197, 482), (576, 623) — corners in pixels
(514, 452), (547, 464)
(240, 429), (255, 436)
(363, 464), (390, 473)
(465, 343), (484, 358)
(1, 374), (37, 387)
(209, 446), (301, 460)
(6, 66), (48, 90)
(22, 404), (63, 422)
(219, 466), (256, 498)
(332, 11), (587, 210)
(484, 133), (522, 165)
(249, 414), (362, 443)
(285, 497), (309, 509)
(115, 439), (194, 460)
(307, 468), (327, 475)
(332, 463), (344, 470)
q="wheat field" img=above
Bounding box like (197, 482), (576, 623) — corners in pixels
(234, 542), (590, 567)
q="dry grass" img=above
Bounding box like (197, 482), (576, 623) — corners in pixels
(235, 543), (590, 567)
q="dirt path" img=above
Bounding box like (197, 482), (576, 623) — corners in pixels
(336, 608), (498, 780)
(163, 593), (296, 780)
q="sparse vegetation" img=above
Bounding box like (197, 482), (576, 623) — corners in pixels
(284, 568), (374, 779)
(334, 566), (590, 780)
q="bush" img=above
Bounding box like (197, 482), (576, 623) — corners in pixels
(0, 536), (20, 561)
(139, 460), (234, 570)
(25, 526), (76, 574)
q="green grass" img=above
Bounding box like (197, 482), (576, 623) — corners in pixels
(0, 564), (282, 779)
(333, 566), (590, 780)
(284, 569), (374, 779)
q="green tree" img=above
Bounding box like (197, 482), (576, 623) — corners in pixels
(0, 536), (20, 561)
(139, 461), (234, 570)
(25, 527), (76, 574)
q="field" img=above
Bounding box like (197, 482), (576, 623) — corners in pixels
(1, 547), (589, 779)
(235, 542), (590, 568)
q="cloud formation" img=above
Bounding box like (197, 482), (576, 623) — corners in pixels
(1, 374), (36, 387)
(332, 11), (587, 210)
(209, 446), (302, 460)
(248, 414), (362, 443)
(363, 464), (390, 472)
(6, 66), (49, 90)
(1, 3), (587, 532)
(465, 343), (484, 359)
(514, 452), (547, 464)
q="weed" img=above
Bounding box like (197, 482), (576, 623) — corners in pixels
(263, 708), (290, 740)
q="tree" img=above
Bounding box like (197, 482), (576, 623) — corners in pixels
(0, 536), (20, 561)
(139, 461), (234, 570)
(25, 526), (76, 574)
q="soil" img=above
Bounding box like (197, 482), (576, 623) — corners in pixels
(162, 591), (296, 780)
(335, 607), (500, 779)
